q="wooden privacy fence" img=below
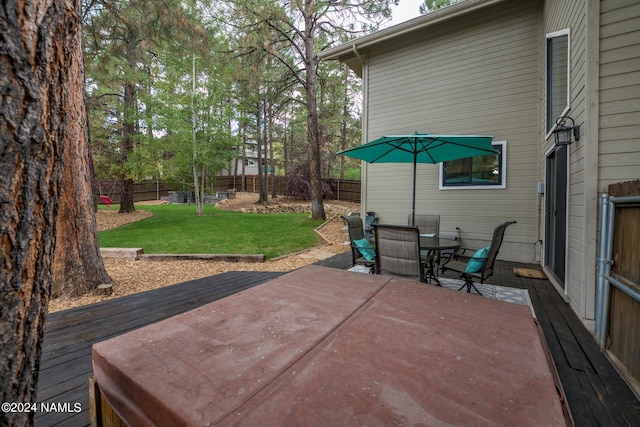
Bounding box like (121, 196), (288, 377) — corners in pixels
(93, 181), (170, 204)
(597, 179), (640, 395)
(213, 176), (361, 202)
(94, 177), (361, 204)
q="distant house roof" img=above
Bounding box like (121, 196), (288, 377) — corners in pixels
(318, 0), (508, 77)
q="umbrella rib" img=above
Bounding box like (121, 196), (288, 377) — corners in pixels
(417, 138), (496, 153)
(366, 138), (414, 162)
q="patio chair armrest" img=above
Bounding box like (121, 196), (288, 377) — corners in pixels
(451, 249), (475, 261)
(441, 247), (484, 269)
(442, 248), (473, 263)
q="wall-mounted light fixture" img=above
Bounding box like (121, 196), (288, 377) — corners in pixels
(553, 115), (580, 146)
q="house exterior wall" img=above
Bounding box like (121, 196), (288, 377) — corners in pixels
(539, 0), (639, 321)
(319, 0), (639, 326)
(221, 158), (260, 176)
(220, 144), (272, 176)
(598, 0), (640, 190)
(540, 0), (596, 319)
(361, 0), (542, 262)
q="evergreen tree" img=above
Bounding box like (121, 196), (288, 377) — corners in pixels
(228, 0), (394, 219)
(420, 0), (460, 14)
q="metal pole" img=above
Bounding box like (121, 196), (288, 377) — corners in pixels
(605, 274), (640, 303)
(412, 152), (417, 227)
(599, 196), (616, 346)
(611, 195), (640, 204)
(595, 193), (609, 345)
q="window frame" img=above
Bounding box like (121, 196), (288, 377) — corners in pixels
(545, 29), (571, 138)
(438, 141), (507, 190)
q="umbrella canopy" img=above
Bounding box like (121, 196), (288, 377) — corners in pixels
(339, 133), (496, 225)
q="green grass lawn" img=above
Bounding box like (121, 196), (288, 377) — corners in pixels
(98, 204), (325, 259)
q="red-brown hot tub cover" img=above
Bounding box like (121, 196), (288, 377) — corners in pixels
(92, 265), (570, 426)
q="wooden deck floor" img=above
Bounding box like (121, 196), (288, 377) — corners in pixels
(36, 254), (640, 426)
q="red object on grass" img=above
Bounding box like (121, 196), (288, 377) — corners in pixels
(99, 195), (113, 208)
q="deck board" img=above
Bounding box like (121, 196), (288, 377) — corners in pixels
(35, 255), (640, 426)
(449, 259), (640, 427)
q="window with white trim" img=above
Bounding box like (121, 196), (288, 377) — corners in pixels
(546, 29), (570, 135)
(439, 141), (507, 189)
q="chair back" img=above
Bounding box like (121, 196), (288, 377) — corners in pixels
(343, 215), (366, 265)
(408, 214), (440, 236)
(374, 224), (424, 282)
(481, 221), (517, 280)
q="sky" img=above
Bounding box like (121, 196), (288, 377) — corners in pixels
(388, 0), (425, 26)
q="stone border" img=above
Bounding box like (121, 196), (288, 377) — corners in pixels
(138, 254), (265, 263)
(100, 248), (265, 263)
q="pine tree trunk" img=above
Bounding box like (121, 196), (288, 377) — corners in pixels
(256, 101), (268, 205)
(303, 17), (326, 221)
(51, 45), (112, 298)
(268, 101), (277, 199)
(340, 70), (349, 180)
(1, 1), (81, 424)
(119, 177), (136, 212)
(119, 79), (137, 213)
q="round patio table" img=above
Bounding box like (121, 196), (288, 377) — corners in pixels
(419, 236), (461, 285)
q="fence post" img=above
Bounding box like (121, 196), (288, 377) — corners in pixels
(595, 193), (610, 346)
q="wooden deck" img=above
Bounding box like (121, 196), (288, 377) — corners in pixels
(36, 254), (640, 426)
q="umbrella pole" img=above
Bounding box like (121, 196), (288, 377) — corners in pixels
(412, 152), (417, 226)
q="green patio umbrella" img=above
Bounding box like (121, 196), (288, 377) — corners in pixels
(339, 133), (496, 225)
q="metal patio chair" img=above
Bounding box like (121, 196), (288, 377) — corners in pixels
(343, 215), (376, 273)
(408, 213), (440, 236)
(408, 214), (441, 281)
(374, 224), (425, 282)
(441, 221), (516, 295)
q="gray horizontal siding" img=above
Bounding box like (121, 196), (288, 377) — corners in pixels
(540, 0), (590, 313)
(599, 0), (640, 190)
(363, 0), (540, 263)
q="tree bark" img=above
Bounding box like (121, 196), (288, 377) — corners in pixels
(240, 116), (247, 191)
(118, 80), (137, 213)
(256, 101), (268, 204)
(119, 30), (137, 213)
(268, 101), (277, 199)
(303, 11), (326, 220)
(1, 1), (81, 425)
(304, 1), (325, 219)
(340, 69), (349, 180)
(50, 36), (112, 298)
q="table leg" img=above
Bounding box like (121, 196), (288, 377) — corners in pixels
(424, 254), (441, 286)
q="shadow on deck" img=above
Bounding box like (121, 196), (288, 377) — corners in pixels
(36, 253), (640, 426)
